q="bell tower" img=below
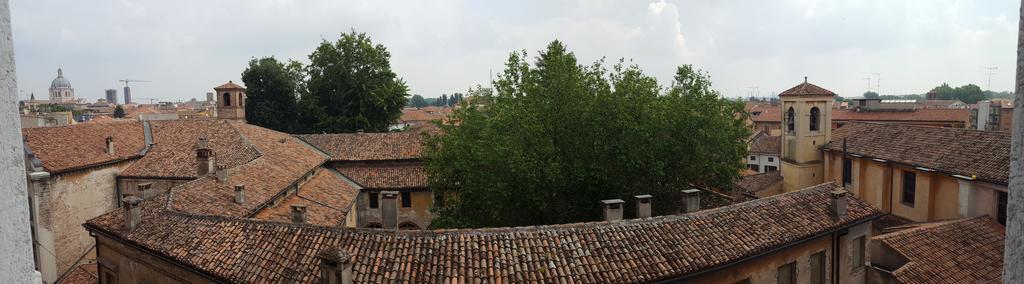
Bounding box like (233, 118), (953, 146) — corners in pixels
(214, 81), (246, 121)
(780, 78), (835, 192)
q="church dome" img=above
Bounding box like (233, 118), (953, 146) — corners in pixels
(50, 68), (72, 89)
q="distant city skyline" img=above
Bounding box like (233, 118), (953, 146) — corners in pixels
(12, 0), (1018, 102)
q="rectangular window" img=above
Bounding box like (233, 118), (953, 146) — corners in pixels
(999, 191), (1008, 225)
(369, 192), (379, 209)
(810, 251), (826, 284)
(768, 157), (774, 162)
(750, 155), (757, 161)
(100, 265), (117, 284)
(749, 164), (760, 172)
(842, 158), (852, 186)
(777, 261), (796, 284)
(401, 192), (412, 208)
(765, 165), (778, 172)
(852, 236), (865, 268)
(902, 171), (916, 206)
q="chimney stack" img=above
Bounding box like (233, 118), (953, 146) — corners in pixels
(831, 190), (848, 218)
(318, 246), (354, 284)
(291, 205), (307, 224)
(634, 195), (652, 218)
(136, 183), (152, 199)
(196, 138), (215, 176)
(215, 165), (228, 183)
(601, 199), (625, 221)
(234, 184), (246, 204)
(122, 195), (143, 230)
(105, 136), (115, 155)
(681, 189), (701, 213)
(380, 191), (399, 229)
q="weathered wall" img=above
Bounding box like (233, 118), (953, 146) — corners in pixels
(929, 175), (960, 220)
(95, 234), (214, 284)
(0, 0), (38, 281)
(356, 190), (434, 229)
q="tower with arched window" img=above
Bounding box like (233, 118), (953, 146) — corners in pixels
(214, 81), (246, 121)
(779, 78), (835, 192)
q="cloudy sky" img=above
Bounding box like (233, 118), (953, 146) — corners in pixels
(10, 0), (1019, 102)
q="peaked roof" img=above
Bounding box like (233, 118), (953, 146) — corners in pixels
(874, 216), (1004, 284)
(749, 133), (780, 155)
(297, 132), (424, 162)
(22, 121), (147, 174)
(213, 81), (244, 90)
(85, 182), (881, 283)
(778, 82), (836, 97)
(119, 120), (261, 179)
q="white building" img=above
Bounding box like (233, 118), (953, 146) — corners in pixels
(747, 132), (780, 173)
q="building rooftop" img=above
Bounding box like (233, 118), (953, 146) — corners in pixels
(832, 108), (968, 123)
(874, 216), (1004, 284)
(778, 82), (836, 97)
(22, 121), (146, 174)
(749, 132), (780, 155)
(252, 169), (358, 227)
(56, 263), (97, 284)
(333, 163), (427, 189)
(119, 120), (261, 179)
(734, 171), (783, 195)
(85, 182), (880, 283)
(297, 132), (424, 162)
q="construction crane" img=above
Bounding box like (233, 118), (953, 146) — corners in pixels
(118, 79), (150, 104)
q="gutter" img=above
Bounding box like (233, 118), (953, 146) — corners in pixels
(653, 213), (884, 283)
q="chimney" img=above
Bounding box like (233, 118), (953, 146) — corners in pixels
(105, 136), (115, 154)
(831, 190), (848, 218)
(634, 195), (653, 218)
(136, 183), (152, 199)
(234, 184), (246, 204)
(196, 138), (215, 176)
(215, 165), (228, 183)
(122, 195), (143, 230)
(601, 199), (625, 221)
(291, 205), (307, 224)
(380, 191), (399, 229)
(318, 246), (354, 284)
(681, 189), (701, 213)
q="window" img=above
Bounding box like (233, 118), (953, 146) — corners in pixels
(777, 261), (796, 284)
(748, 164), (760, 172)
(100, 265), (117, 284)
(999, 191), (1008, 225)
(767, 157), (774, 162)
(750, 156), (757, 161)
(765, 165), (778, 172)
(369, 192), (379, 209)
(398, 222), (420, 230)
(842, 158), (852, 186)
(809, 107), (820, 131)
(223, 92), (231, 106)
(852, 236), (866, 268)
(810, 251), (826, 284)
(902, 171), (916, 206)
(401, 192), (412, 208)
(786, 107), (795, 132)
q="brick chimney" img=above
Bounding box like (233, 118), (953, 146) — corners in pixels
(136, 183), (152, 199)
(380, 191), (399, 229)
(291, 205), (307, 224)
(681, 189), (701, 213)
(234, 184), (246, 204)
(831, 190), (848, 218)
(215, 165), (228, 183)
(105, 136), (115, 155)
(122, 195), (143, 230)
(634, 194), (652, 218)
(601, 199), (625, 221)
(318, 246), (353, 284)
(196, 138), (215, 176)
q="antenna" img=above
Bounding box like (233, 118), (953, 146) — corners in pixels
(873, 73), (881, 95)
(981, 66), (997, 90)
(862, 77), (872, 93)
(746, 86), (760, 97)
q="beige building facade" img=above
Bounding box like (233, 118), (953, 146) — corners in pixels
(780, 81), (835, 192)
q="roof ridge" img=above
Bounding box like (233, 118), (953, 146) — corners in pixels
(874, 216), (992, 240)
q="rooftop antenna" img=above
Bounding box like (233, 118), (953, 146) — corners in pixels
(981, 66), (998, 90)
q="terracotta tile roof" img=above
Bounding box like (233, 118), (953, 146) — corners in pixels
(334, 163), (427, 189)
(85, 182), (881, 283)
(22, 121), (146, 174)
(833, 109), (968, 123)
(918, 99), (964, 108)
(297, 132), (423, 162)
(168, 121), (326, 217)
(874, 216), (1004, 284)
(400, 107), (451, 122)
(824, 122), (1009, 184)
(120, 120), (260, 178)
(253, 169), (358, 227)
(778, 82), (836, 96)
(749, 133), (779, 155)
(57, 263), (97, 284)
(214, 81), (245, 90)
(746, 104), (781, 122)
(734, 171), (783, 194)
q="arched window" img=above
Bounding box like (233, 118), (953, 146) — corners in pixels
(365, 222), (383, 229)
(786, 107), (795, 132)
(222, 92), (231, 106)
(398, 222), (420, 230)
(809, 107), (820, 131)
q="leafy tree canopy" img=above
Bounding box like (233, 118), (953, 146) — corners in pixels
(113, 105), (125, 118)
(929, 83), (986, 104)
(242, 57), (304, 133)
(863, 91), (880, 99)
(424, 40), (750, 228)
(409, 95), (428, 108)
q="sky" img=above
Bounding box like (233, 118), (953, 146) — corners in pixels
(10, 0), (1019, 102)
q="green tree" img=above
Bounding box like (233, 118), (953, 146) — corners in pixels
(301, 31), (408, 133)
(863, 91), (880, 99)
(410, 95), (428, 108)
(930, 83), (986, 104)
(424, 41), (750, 228)
(113, 105), (125, 118)
(242, 57), (304, 133)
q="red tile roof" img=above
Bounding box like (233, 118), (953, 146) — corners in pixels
(56, 263), (97, 284)
(22, 121), (146, 174)
(253, 169), (358, 227)
(825, 122), (1009, 185)
(85, 182), (880, 283)
(297, 132), (423, 162)
(747, 104), (781, 122)
(119, 120), (260, 178)
(874, 216), (1004, 284)
(778, 82), (836, 96)
(334, 163), (426, 189)
(213, 81), (244, 90)
(734, 172), (783, 194)
(833, 109), (968, 123)
(749, 133), (779, 155)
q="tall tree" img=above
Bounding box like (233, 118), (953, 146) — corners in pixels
(930, 83), (986, 104)
(241, 57), (303, 133)
(112, 105), (125, 118)
(409, 95), (428, 108)
(301, 31), (408, 133)
(1004, 0), (1024, 280)
(424, 41), (750, 228)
